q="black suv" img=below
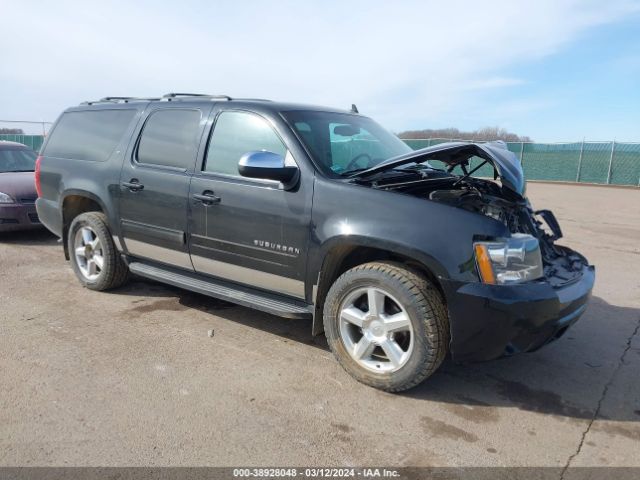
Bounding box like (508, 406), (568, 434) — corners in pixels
(36, 93), (595, 391)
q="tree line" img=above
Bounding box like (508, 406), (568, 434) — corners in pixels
(397, 126), (532, 142)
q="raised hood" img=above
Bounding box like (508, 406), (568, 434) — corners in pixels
(352, 141), (526, 195)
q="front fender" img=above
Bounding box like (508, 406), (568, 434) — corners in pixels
(306, 176), (510, 335)
(307, 177), (509, 285)
(316, 234), (449, 282)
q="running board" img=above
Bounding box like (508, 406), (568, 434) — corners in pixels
(128, 262), (313, 320)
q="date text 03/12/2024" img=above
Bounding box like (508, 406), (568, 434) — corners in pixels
(233, 468), (400, 478)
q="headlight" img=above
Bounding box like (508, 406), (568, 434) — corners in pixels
(474, 233), (544, 284)
(0, 192), (15, 204)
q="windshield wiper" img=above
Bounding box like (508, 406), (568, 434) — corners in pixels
(343, 168), (370, 176)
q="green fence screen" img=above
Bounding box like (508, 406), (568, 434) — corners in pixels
(0, 134), (45, 152)
(403, 139), (640, 186)
(2, 134), (638, 186)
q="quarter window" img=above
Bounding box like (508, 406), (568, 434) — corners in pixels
(204, 111), (287, 175)
(44, 109), (136, 162)
(137, 109), (202, 169)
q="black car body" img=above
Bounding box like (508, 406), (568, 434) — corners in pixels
(36, 94), (594, 391)
(0, 142), (41, 231)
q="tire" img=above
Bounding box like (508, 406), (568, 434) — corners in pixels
(67, 211), (129, 291)
(323, 261), (449, 392)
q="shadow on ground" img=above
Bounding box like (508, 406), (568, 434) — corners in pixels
(111, 278), (639, 422)
(406, 297), (639, 423)
(114, 277), (327, 351)
(0, 228), (58, 245)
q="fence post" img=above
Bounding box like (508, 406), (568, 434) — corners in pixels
(576, 139), (584, 182)
(606, 140), (615, 184)
(518, 142), (523, 160)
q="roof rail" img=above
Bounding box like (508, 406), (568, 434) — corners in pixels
(81, 96), (160, 105)
(80, 93), (237, 106)
(100, 96), (136, 101)
(162, 92), (233, 101)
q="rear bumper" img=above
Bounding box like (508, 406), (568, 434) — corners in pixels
(441, 261), (595, 363)
(35, 198), (63, 237)
(0, 204), (42, 232)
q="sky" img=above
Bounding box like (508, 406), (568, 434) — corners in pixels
(1, 0), (639, 141)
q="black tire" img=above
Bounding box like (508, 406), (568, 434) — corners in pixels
(67, 212), (129, 291)
(323, 261), (449, 392)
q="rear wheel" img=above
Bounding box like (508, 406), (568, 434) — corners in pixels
(323, 261), (449, 392)
(68, 212), (129, 290)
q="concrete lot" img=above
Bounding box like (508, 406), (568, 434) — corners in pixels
(0, 183), (638, 467)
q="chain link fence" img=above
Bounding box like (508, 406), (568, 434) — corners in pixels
(403, 139), (640, 186)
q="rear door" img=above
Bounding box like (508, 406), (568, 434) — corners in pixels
(119, 104), (211, 270)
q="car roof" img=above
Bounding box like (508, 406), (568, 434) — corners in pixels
(0, 141), (30, 150)
(68, 94), (357, 116)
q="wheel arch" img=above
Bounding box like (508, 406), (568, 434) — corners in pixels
(311, 238), (448, 336)
(60, 190), (109, 260)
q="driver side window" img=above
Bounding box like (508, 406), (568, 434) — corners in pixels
(204, 111), (287, 176)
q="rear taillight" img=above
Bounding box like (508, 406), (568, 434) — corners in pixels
(35, 156), (43, 197)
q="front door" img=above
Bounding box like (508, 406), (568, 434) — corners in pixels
(119, 105), (210, 270)
(188, 109), (312, 299)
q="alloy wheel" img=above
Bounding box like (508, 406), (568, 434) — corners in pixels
(73, 226), (104, 281)
(338, 286), (414, 373)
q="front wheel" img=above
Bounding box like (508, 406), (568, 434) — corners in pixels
(323, 261), (449, 392)
(68, 211), (129, 291)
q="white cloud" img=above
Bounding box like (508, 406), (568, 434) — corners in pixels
(1, 0), (638, 133)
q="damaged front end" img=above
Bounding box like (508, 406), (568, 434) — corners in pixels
(353, 141), (595, 362)
(420, 179), (587, 287)
(354, 141), (588, 287)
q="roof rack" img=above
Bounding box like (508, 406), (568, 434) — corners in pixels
(81, 96), (161, 105)
(81, 93), (244, 106)
(162, 92), (232, 101)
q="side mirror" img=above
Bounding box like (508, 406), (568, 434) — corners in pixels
(238, 151), (299, 187)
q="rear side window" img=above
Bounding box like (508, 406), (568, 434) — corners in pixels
(204, 111), (286, 175)
(136, 109), (202, 169)
(44, 109), (136, 162)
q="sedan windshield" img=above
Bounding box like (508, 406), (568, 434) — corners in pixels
(282, 110), (412, 176)
(0, 148), (37, 173)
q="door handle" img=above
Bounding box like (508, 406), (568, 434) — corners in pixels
(121, 180), (144, 191)
(193, 191), (221, 205)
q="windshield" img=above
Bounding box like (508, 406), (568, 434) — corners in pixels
(0, 148), (37, 173)
(282, 110), (412, 176)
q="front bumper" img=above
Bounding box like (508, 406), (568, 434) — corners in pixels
(441, 257), (595, 363)
(0, 203), (42, 232)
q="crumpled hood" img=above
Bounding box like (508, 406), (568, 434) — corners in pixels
(353, 141), (526, 195)
(0, 171), (37, 201)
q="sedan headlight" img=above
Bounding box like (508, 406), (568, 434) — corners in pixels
(474, 233), (544, 284)
(0, 192), (15, 204)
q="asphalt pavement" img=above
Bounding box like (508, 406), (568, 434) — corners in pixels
(0, 183), (638, 467)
